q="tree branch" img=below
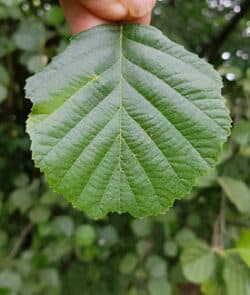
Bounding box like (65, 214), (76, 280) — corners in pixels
(212, 192), (226, 252)
(203, 0), (250, 63)
(9, 222), (33, 259)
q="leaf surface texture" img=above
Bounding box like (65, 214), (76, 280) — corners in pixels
(26, 24), (231, 218)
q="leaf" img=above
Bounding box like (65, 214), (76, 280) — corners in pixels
(175, 228), (197, 248)
(44, 5), (64, 27)
(0, 36), (14, 58)
(9, 188), (33, 213)
(75, 225), (96, 247)
(0, 85), (7, 104)
(119, 253), (138, 274)
(201, 280), (222, 295)
(217, 177), (250, 213)
(131, 218), (152, 238)
(237, 229), (250, 268)
(52, 215), (74, 238)
(27, 54), (48, 73)
(29, 206), (50, 224)
(0, 65), (9, 85)
(223, 256), (250, 295)
(13, 20), (46, 52)
(0, 270), (22, 292)
(25, 24), (231, 218)
(164, 240), (178, 257)
(146, 255), (167, 278)
(136, 240), (151, 257)
(148, 278), (171, 295)
(97, 225), (118, 247)
(196, 168), (217, 189)
(181, 240), (216, 283)
(231, 120), (250, 148)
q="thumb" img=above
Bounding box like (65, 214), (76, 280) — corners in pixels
(121, 0), (156, 18)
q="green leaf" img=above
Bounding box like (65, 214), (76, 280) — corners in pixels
(97, 225), (118, 247)
(44, 5), (64, 26)
(231, 120), (250, 147)
(223, 256), (250, 295)
(0, 84), (7, 103)
(146, 255), (167, 278)
(201, 280), (222, 295)
(39, 268), (61, 290)
(136, 240), (151, 257)
(9, 188), (33, 213)
(75, 225), (96, 247)
(237, 229), (250, 268)
(14, 173), (29, 188)
(181, 240), (216, 283)
(0, 65), (9, 85)
(27, 54), (48, 73)
(164, 240), (178, 257)
(26, 24), (231, 218)
(29, 206), (50, 224)
(131, 218), (152, 238)
(175, 228), (197, 247)
(119, 253), (138, 274)
(0, 270), (22, 292)
(52, 215), (74, 238)
(13, 20), (46, 52)
(0, 36), (14, 58)
(148, 278), (171, 295)
(196, 168), (217, 189)
(217, 177), (250, 213)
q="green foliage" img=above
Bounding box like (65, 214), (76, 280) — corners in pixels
(0, 0), (250, 294)
(223, 256), (250, 295)
(119, 253), (138, 274)
(237, 229), (250, 267)
(218, 177), (250, 213)
(75, 225), (95, 247)
(180, 240), (216, 283)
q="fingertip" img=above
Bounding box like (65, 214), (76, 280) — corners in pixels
(60, 0), (109, 34)
(130, 12), (152, 25)
(121, 0), (156, 18)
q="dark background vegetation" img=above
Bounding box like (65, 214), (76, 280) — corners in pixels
(0, 0), (250, 294)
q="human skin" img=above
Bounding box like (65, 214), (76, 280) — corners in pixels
(59, 0), (156, 34)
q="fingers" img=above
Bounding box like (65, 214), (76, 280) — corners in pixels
(131, 12), (152, 24)
(82, 0), (155, 21)
(60, 0), (155, 34)
(82, 0), (129, 21)
(121, 0), (156, 18)
(60, 0), (110, 34)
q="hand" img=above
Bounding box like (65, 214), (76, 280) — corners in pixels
(60, 0), (156, 34)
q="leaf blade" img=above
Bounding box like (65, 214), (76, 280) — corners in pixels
(26, 24), (231, 218)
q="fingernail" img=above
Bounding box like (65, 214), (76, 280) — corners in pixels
(113, 3), (129, 18)
(121, 0), (153, 18)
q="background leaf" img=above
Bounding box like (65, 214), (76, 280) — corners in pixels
(223, 256), (250, 295)
(218, 177), (250, 213)
(181, 241), (216, 283)
(237, 229), (250, 268)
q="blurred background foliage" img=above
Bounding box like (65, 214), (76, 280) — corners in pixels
(0, 0), (250, 294)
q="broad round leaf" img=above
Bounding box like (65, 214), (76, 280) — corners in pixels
(237, 229), (250, 268)
(180, 240), (216, 283)
(25, 24), (231, 218)
(146, 255), (167, 278)
(218, 177), (250, 213)
(75, 224), (96, 247)
(119, 253), (138, 274)
(148, 278), (171, 295)
(223, 256), (250, 295)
